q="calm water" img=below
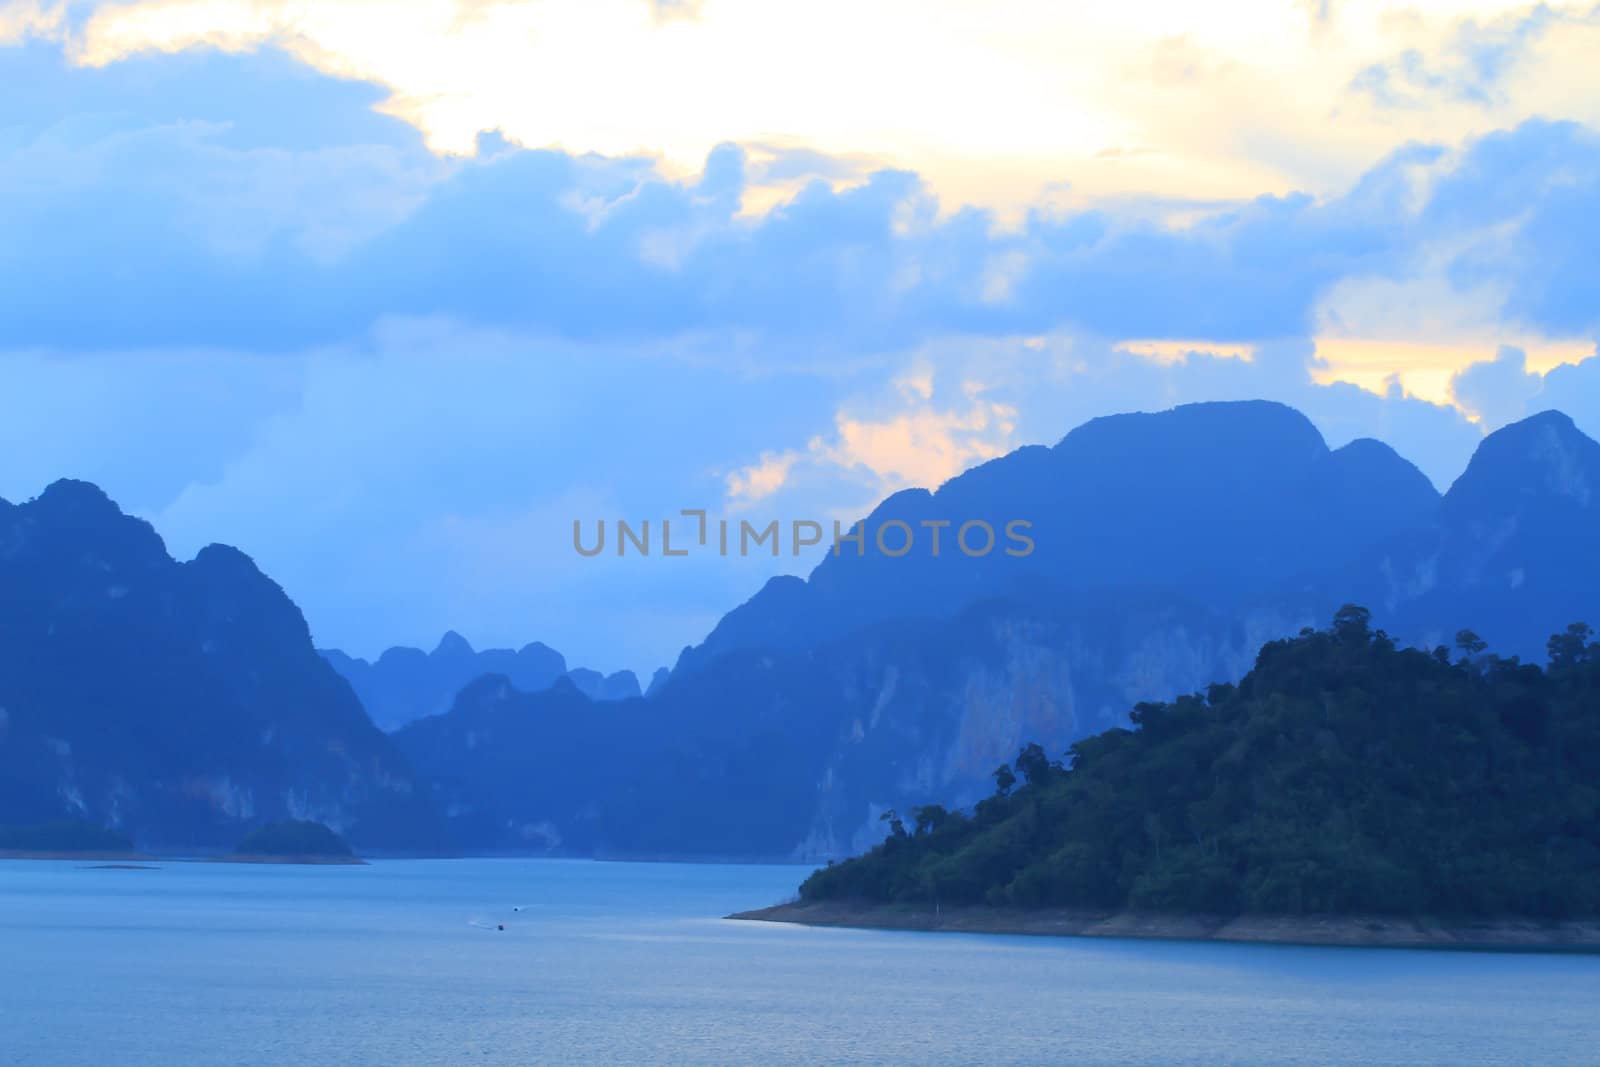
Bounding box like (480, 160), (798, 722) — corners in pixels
(2, 859), (1597, 1065)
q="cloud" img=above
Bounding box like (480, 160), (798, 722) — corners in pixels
(648, 0), (701, 23)
(1449, 344), (1544, 426)
(1349, 5), (1571, 109)
(4, 29), (1600, 669)
(719, 375), (1019, 516)
(1431, 120), (1600, 337)
(813, 390), (1018, 497)
(6, 0), (1595, 218)
(1443, 340), (1600, 438)
(0, 49), (1587, 364)
(0, 0), (63, 44)
(725, 452), (797, 505)
(4, 40), (1596, 367)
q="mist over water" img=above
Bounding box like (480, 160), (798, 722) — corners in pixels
(3, 858), (1596, 1065)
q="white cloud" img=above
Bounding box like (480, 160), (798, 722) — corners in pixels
(0, 0), (64, 44)
(13, 0), (1590, 214)
(725, 451), (797, 505)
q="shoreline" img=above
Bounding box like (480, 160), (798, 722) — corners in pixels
(730, 900), (1600, 953)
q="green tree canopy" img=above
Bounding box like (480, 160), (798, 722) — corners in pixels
(800, 609), (1600, 919)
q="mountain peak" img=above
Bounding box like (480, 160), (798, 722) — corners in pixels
(191, 542), (264, 577)
(19, 478), (169, 566)
(433, 631), (474, 657)
(34, 478), (124, 518)
(1059, 399), (1326, 456)
(548, 674), (590, 700)
(0, 480), (441, 852)
(1448, 409), (1600, 514)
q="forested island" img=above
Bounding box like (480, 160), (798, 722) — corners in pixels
(225, 821), (365, 865)
(741, 608), (1600, 949)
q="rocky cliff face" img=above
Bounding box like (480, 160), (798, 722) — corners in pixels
(786, 595), (1321, 859)
(0, 480), (448, 853)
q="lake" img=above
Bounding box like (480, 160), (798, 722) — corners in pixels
(3, 858), (1597, 1065)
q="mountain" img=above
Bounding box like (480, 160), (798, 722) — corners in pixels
(0, 480), (448, 854)
(1344, 410), (1600, 659)
(797, 606), (1600, 919)
(564, 667), (642, 702)
(677, 400), (1439, 674)
(39, 400), (1595, 864)
(396, 586), (1322, 858)
(397, 400), (1460, 858)
(321, 634), (640, 730)
(321, 632), (567, 731)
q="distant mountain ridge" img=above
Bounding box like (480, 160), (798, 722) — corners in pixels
(398, 585), (1317, 859)
(321, 633), (641, 731)
(0, 480), (448, 854)
(17, 401), (1600, 863)
(403, 402), (1600, 860)
(677, 400), (1440, 675)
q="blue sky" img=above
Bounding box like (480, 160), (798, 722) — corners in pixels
(2, 1), (1599, 673)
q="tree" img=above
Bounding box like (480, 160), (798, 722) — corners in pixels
(879, 808), (907, 839)
(799, 611), (1600, 920)
(1547, 623), (1595, 672)
(1332, 604), (1372, 644)
(992, 763), (1017, 796)
(1014, 742), (1056, 787)
(1455, 629), (1488, 659)
(913, 805), (950, 836)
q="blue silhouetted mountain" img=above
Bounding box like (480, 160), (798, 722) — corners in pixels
(321, 632), (567, 731)
(1330, 409), (1600, 659)
(678, 400), (1440, 673)
(395, 654), (869, 857)
(321, 633), (640, 730)
(0, 480), (450, 855)
(563, 667), (642, 702)
(401, 401), (1600, 861)
(396, 586), (1325, 858)
(26, 401), (1600, 865)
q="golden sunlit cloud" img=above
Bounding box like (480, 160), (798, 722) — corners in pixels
(1310, 338), (1594, 407)
(0, 0), (63, 42)
(1116, 340), (1256, 365)
(1312, 268), (1597, 406)
(815, 395), (1018, 495)
(722, 375), (1019, 510)
(724, 451), (797, 505)
(40, 0), (1600, 215)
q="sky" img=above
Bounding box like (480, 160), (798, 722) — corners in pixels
(2, 0), (1599, 674)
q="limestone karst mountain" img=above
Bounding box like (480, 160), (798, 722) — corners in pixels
(0, 480), (448, 853)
